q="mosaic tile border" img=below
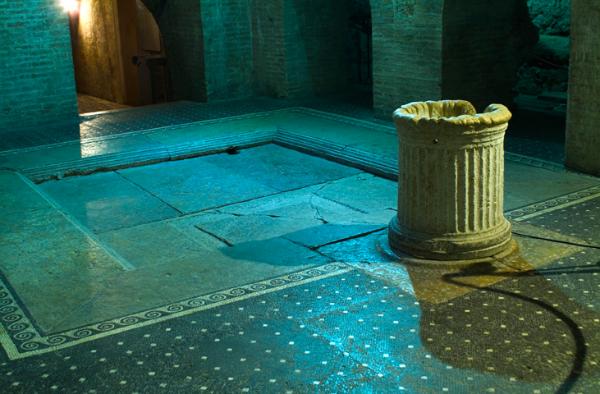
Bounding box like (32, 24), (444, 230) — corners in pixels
(0, 263), (352, 360)
(506, 185), (600, 221)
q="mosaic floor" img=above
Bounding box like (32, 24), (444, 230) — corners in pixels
(0, 100), (598, 393)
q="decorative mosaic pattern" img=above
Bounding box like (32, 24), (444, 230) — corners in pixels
(0, 263), (351, 360)
(506, 185), (600, 221)
(2, 256), (599, 393)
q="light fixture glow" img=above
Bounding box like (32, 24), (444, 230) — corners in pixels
(60, 0), (79, 13)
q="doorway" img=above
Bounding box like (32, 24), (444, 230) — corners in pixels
(67, 0), (170, 114)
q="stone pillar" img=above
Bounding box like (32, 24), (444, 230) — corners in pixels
(565, 0), (600, 176)
(388, 100), (514, 260)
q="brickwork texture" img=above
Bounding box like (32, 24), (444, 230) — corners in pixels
(566, 0), (600, 176)
(0, 0), (78, 131)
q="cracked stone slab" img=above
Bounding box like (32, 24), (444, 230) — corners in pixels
(116, 157), (277, 215)
(116, 144), (359, 215)
(63, 223), (329, 332)
(311, 173), (398, 220)
(198, 144), (361, 192)
(182, 184), (389, 249)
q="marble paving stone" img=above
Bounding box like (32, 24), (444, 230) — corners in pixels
(504, 161), (599, 210)
(77, 133), (164, 158)
(98, 219), (224, 269)
(0, 207), (124, 333)
(0, 171), (49, 215)
(52, 237), (329, 332)
(311, 173), (398, 219)
(39, 171), (180, 233)
(199, 144), (361, 192)
(275, 110), (395, 148)
(117, 154), (279, 214)
(144, 113), (277, 146)
(185, 185), (388, 249)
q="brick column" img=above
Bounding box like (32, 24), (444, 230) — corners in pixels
(370, 0), (535, 117)
(566, 0), (600, 176)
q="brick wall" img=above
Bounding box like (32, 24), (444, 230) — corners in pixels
(0, 0), (78, 131)
(283, 0), (350, 98)
(566, 0), (600, 176)
(200, 0), (254, 100)
(252, 0), (287, 97)
(151, 0), (207, 102)
(442, 0), (537, 110)
(371, 0), (444, 118)
(0, 0), (550, 131)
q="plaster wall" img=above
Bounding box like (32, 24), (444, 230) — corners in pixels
(565, 0), (600, 176)
(72, 0), (126, 104)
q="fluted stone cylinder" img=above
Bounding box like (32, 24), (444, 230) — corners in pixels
(388, 100), (514, 260)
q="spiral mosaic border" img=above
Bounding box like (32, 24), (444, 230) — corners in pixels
(506, 185), (600, 221)
(0, 262), (351, 360)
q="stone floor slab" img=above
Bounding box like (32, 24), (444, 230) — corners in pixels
(504, 161), (599, 210)
(0, 207), (124, 334)
(200, 144), (361, 191)
(185, 184), (389, 249)
(116, 154), (279, 214)
(39, 171), (180, 233)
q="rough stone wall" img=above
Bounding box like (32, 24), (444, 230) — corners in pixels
(72, 0), (125, 103)
(516, 0), (570, 96)
(283, 0), (350, 97)
(528, 0), (570, 35)
(252, 0), (287, 97)
(371, 0), (444, 117)
(201, 0), (254, 100)
(0, 0), (78, 130)
(442, 0), (537, 109)
(565, 0), (600, 176)
(151, 0), (207, 102)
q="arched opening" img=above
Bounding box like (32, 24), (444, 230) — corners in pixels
(67, 0), (170, 114)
